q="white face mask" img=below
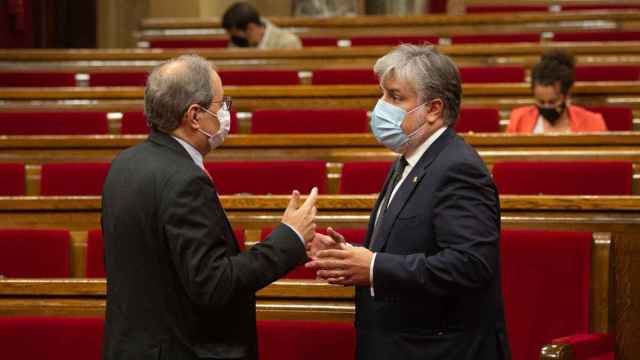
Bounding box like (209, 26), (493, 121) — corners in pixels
(198, 105), (231, 150)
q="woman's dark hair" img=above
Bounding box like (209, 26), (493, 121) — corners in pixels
(222, 2), (262, 31)
(531, 50), (576, 95)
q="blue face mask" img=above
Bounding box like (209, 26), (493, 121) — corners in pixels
(370, 98), (426, 153)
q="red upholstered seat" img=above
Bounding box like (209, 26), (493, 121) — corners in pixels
(451, 33), (540, 44)
(553, 31), (640, 42)
(455, 107), (500, 133)
(575, 65), (640, 82)
(121, 111), (239, 134)
(40, 162), (111, 196)
(219, 69), (299, 85)
(466, 5), (548, 13)
(585, 106), (633, 131)
(0, 317), (104, 360)
(350, 35), (439, 46)
(148, 39), (228, 48)
(501, 230), (595, 360)
(258, 320), (355, 360)
(204, 161), (326, 195)
(234, 228), (246, 251)
(339, 161), (392, 194)
(88, 71), (148, 86)
(492, 161), (633, 195)
(0, 163), (25, 196)
(86, 229), (105, 278)
(251, 109), (369, 133)
(0, 71), (76, 87)
(311, 69), (377, 85)
(301, 37), (338, 47)
(552, 333), (614, 360)
(0, 229), (71, 278)
(0, 111), (109, 135)
(459, 66), (526, 83)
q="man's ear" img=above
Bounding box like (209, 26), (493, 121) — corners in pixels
(184, 104), (201, 130)
(425, 100), (444, 124)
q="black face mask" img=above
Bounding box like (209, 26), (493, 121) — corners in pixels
(230, 35), (249, 47)
(537, 102), (566, 125)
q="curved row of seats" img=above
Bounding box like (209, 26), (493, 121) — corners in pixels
(143, 30), (640, 48)
(0, 106), (634, 135)
(3, 65), (639, 87)
(0, 160), (634, 197)
(0, 229), (614, 360)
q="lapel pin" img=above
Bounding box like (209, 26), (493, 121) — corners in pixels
(412, 176), (418, 183)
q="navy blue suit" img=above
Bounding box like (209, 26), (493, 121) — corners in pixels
(356, 128), (511, 360)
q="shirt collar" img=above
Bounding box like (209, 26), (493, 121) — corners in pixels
(404, 126), (447, 168)
(172, 136), (204, 169)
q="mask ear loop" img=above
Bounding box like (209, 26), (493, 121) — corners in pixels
(404, 102), (430, 144)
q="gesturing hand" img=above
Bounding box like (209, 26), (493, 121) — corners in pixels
(305, 245), (373, 286)
(306, 227), (348, 259)
(281, 187), (318, 242)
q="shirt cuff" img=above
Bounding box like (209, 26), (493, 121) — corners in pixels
(369, 252), (377, 297)
(282, 223), (305, 246)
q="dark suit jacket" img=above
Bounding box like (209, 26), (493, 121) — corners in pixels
(101, 131), (306, 360)
(356, 128), (511, 360)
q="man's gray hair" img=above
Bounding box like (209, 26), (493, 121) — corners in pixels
(373, 44), (462, 126)
(144, 54), (215, 132)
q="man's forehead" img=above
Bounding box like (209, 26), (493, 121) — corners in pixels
(380, 75), (415, 95)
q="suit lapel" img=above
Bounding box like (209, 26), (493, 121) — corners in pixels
(371, 128), (455, 252)
(364, 160), (398, 248)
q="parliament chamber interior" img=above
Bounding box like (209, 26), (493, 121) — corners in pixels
(0, 0), (639, 359)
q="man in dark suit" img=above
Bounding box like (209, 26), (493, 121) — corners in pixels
(307, 44), (511, 360)
(101, 54), (318, 360)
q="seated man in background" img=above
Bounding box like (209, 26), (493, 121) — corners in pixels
(222, 2), (302, 49)
(507, 50), (607, 133)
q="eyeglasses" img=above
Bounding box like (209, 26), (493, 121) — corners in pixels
(212, 96), (233, 111)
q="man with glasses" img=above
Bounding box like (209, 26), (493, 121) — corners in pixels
(101, 54), (318, 360)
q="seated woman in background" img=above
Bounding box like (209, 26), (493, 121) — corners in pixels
(507, 50), (607, 133)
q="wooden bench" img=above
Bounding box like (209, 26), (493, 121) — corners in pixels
(0, 133), (639, 195)
(1, 43), (639, 72)
(2, 82), (640, 113)
(136, 11), (640, 44)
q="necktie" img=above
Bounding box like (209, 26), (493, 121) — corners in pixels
(369, 157), (408, 250)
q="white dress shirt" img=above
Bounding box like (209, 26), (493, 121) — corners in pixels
(171, 136), (304, 244)
(369, 126), (448, 296)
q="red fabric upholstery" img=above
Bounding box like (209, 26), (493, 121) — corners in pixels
(492, 161), (633, 195)
(257, 320), (355, 360)
(451, 33), (540, 44)
(311, 69), (377, 85)
(301, 37), (338, 46)
(88, 71), (148, 86)
(121, 111), (238, 134)
(0, 111), (109, 135)
(552, 333), (614, 360)
(251, 109), (369, 133)
(553, 31), (640, 42)
(459, 66), (526, 83)
(86, 229), (104, 278)
(148, 39), (228, 48)
(0, 316), (103, 360)
(466, 5), (548, 13)
(0, 163), (25, 195)
(0, 71), (76, 87)
(219, 69), (299, 85)
(204, 161), (326, 195)
(575, 65), (640, 82)
(501, 230), (592, 360)
(455, 107), (500, 133)
(585, 106), (633, 131)
(339, 161), (392, 194)
(350, 35), (439, 46)
(234, 227), (245, 251)
(0, 229), (71, 278)
(40, 162), (111, 196)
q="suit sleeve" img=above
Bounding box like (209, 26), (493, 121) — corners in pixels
(162, 174), (306, 308)
(373, 161), (500, 297)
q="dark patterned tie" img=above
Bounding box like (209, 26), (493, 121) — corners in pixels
(369, 157), (408, 250)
